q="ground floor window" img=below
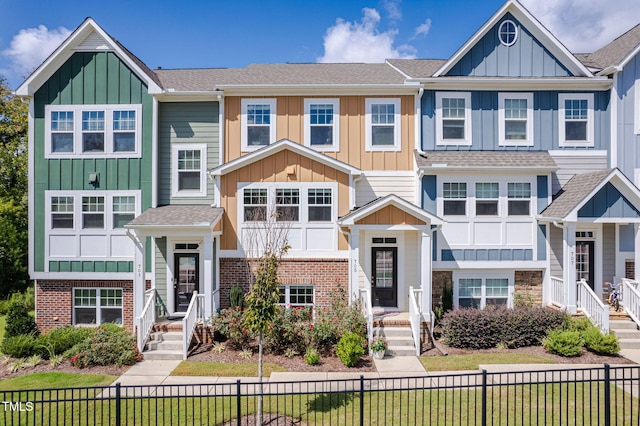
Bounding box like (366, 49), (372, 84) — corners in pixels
(73, 288), (123, 325)
(279, 285), (314, 307)
(455, 274), (511, 308)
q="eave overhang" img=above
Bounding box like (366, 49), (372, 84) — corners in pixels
(406, 77), (612, 91)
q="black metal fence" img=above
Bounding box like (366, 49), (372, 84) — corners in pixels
(1, 364), (639, 425)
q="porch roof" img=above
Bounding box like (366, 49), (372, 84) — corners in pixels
(414, 150), (557, 171)
(337, 194), (443, 226)
(125, 205), (224, 229)
(538, 168), (640, 222)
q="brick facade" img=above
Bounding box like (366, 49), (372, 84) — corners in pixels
(431, 271), (453, 310)
(35, 280), (136, 333)
(219, 258), (349, 309)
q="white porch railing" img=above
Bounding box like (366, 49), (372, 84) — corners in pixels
(136, 289), (156, 353)
(409, 286), (422, 356)
(358, 288), (373, 352)
(550, 276), (565, 308)
(577, 279), (609, 333)
(182, 291), (205, 360)
(621, 279), (640, 327)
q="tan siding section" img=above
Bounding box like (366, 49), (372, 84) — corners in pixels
(355, 205), (426, 225)
(221, 150), (350, 250)
(225, 95), (415, 170)
(356, 175), (415, 206)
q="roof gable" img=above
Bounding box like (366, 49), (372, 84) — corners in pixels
(578, 182), (640, 219)
(338, 194), (442, 226)
(434, 0), (591, 78)
(16, 18), (161, 96)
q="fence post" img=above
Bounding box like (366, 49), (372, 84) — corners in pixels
(359, 375), (365, 426)
(115, 382), (121, 426)
(604, 364), (611, 426)
(481, 370), (487, 426)
(236, 380), (241, 426)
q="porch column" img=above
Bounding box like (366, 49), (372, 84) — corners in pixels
(635, 224), (640, 282)
(133, 232), (146, 323)
(203, 232), (214, 320)
(419, 228), (432, 322)
(563, 223), (577, 313)
(350, 230), (360, 302)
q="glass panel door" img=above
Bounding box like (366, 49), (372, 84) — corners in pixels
(174, 253), (199, 312)
(371, 247), (397, 307)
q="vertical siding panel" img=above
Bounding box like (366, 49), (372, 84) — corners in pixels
(107, 160), (118, 190)
(521, 29), (533, 76)
(71, 54), (85, 104)
(82, 158), (96, 190)
(130, 76), (142, 104)
(119, 61), (131, 103)
(95, 158), (107, 189)
(107, 53), (120, 104)
(83, 54), (95, 104)
(72, 160), (84, 189)
(48, 161), (61, 190)
(117, 158), (129, 190)
(94, 52), (108, 104)
(60, 159), (73, 188)
(58, 60), (72, 104)
(48, 74), (60, 105)
(129, 159), (141, 190)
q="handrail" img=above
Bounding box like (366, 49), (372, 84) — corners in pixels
(408, 286), (422, 356)
(577, 279), (609, 333)
(550, 276), (565, 308)
(182, 292), (205, 360)
(621, 279), (640, 327)
(358, 288), (373, 354)
(155, 290), (169, 318)
(137, 290), (156, 353)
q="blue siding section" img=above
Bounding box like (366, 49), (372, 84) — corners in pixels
(537, 224), (547, 260)
(421, 90), (609, 151)
(447, 14), (572, 77)
(620, 224), (634, 252)
(616, 54), (640, 179)
(422, 175), (437, 214)
(441, 249), (533, 261)
(537, 175), (548, 213)
(578, 183), (640, 218)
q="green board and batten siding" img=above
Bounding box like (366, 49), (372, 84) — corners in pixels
(33, 51), (154, 273)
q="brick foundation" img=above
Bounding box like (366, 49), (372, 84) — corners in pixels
(219, 258), (349, 309)
(514, 270), (543, 305)
(431, 271), (453, 310)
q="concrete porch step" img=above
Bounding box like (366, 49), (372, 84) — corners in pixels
(146, 340), (183, 351)
(373, 325), (416, 356)
(150, 331), (183, 341)
(142, 349), (184, 361)
(387, 345), (418, 356)
(609, 318), (640, 349)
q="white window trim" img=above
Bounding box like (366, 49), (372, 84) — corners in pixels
(498, 92), (534, 147)
(558, 93), (594, 147)
(45, 190), (141, 263)
(304, 98), (340, 152)
(171, 144), (207, 198)
(241, 98), (277, 152)
(365, 98), (402, 152)
(44, 104), (142, 158)
(73, 287), (123, 326)
(453, 271), (514, 309)
(635, 82), (640, 135)
(279, 284), (315, 307)
(498, 20), (518, 47)
(435, 92), (472, 146)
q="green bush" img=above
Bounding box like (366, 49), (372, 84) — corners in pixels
(211, 307), (254, 349)
(583, 327), (620, 355)
(99, 323), (126, 334)
(264, 306), (313, 354)
(304, 346), (320, 365)
(65, 327), (142, 367)
(543, 329), (583, 357)
(336, 332), (365, 367)
(3, 297), (38, 340)
(441, 306), (568, 349)
(310, 288), (367, 353)
(37, 326), (93, 358)
(0, 299), (10, 316)
(229, 286), (244, 309)
(1, 334), (37, 358)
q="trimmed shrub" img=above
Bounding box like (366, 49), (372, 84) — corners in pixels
(65, 327), (142, 367)
(37, 326), (93, 358)
(310, 288), (367, 353)
(441, 306), (568, 349)
(99, 323), (126, 334)
(336, 332), (365, 367)
(3, 298), (38, 340)
(1, 334), (37, 358)
(543, 329), (583, 357)
(583, 327), (620, 355)
(304, 346), (320, 366)
(0, 299), (10, 316)
(211, 307), (254, 349)
(229, 286), (244, 310)
(264, 306), (313, 354)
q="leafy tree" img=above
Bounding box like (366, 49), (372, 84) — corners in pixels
(0, 199), (28, 296)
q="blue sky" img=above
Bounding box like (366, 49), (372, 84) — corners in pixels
(2, 0), (640, 90)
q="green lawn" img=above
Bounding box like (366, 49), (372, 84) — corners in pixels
(420, 353), (556, 371)
(0, 372), (117, 390)
(171, 361), (287, 377)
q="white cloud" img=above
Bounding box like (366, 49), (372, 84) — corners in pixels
(2, 25), (71, 78)
(318, 7), (416, 63)
(521, 0), (640, 53)
(382, 0), (402, 23)
(413, 19), (432, 39)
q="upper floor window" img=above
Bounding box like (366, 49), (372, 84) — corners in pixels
(48, 192), (139, 233)
(51, 196), (74, 229)
(242, 185), (334, 224)
(308, 189), (332, 222)
(304, 99), (339, 151)
(276, 189), (300, 222)
(498, 20), (518, 46)
(508, 183), (531, 216)
(475, 183), (499, 216)
(45, 105), (142, 158)
(365, 98), (401, 151)
(559, 94), (594, 147)
(112, 196), (136, 228)
(436, 92), (471, 146)
(82, 196), (105, 229)
(443, 182), (467, 216)
(498, 93), (533, 146)
(241, 99), (276, 151)
(171, 144), (207, 198)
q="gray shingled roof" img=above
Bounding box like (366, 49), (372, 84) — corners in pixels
(415, 150), (557, 169)
(386, 59), (447, 78)
(580, 23), (640, 69)
(155, 63), (408, 91)
(126, 205), (224, 228)
(539, 169), (614, 219)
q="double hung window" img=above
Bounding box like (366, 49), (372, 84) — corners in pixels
(171, 145), (207, 197)
(559, 94), (593, 146)
(241, 99), (276, 151)
(475, 183), (499, 216)
(436, 92), (471, 145)
(458, 277), (510, 308)
(499, 93), (533, 146)
(507, 183), (531, 216)
(73, 288), (123, 325)
(443, 183), (467, 216)
(365, 98), (401, 151)
(304, 99), (339, 150)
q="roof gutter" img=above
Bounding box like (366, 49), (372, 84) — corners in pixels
(213, 84), (421, 96)
(597, 66), (622, 76)
(406, 77), (612, 91)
